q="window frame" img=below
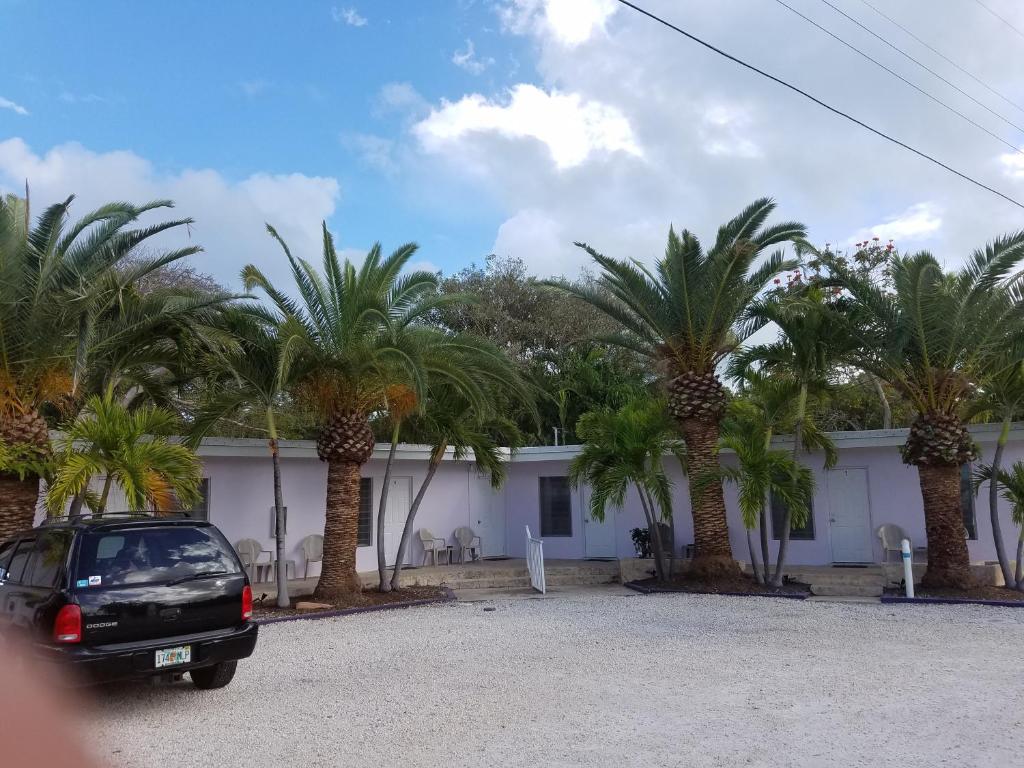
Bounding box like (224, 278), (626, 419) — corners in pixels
(5, 538), (36, 585)
(357, 477), (373, 547)
(770, 491), (815, 541)
(539, 476), (573, 538)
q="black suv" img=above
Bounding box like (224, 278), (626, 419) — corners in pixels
(0, 515), (258, 688)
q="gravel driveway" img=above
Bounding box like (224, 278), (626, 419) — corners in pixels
(83, 592), (1023, 768)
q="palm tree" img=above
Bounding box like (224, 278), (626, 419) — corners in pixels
(713, 400), (816, 586)
(966, 358), (1024, 586)
(243, 224), (480, 600)
(548, 199), (806, 578)
(823, 234), (1024, 588)
(973, 462), (1024, 590)
(731, 287), (846, 585)
(47, 395), (201, 515)
(388, 382), (524, 591)
(569, 398), (684, 582)
(0, 193), (201, 539)
(190, 308), (301, 607)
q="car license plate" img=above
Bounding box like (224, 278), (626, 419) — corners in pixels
(155, 645), (191, 668)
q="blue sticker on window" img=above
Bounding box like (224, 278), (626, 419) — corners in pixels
(76, 579), (89, 588)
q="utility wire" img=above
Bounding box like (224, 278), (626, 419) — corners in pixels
(772, 0), (1023, 156)
(611, 0), (1024, 212)
(857, 0), (1024, 116)
(972, 0), (1024, 40)
(814, 0), (1024, 135)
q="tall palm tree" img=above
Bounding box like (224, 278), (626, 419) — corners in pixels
(569, 398), (684, 582)
(190, 308), (301, 607)
(0, 193), (201, 539)
(973, 461), (1024, 590)
(548, 199), (806, 578)
(47, 395), (201, 515)
(713, 400), (815, 586)
(388, 381), (524, 591)
(731, 287), (846, 585)
(243, 223), (483, 600)
(823, 234), (1024, 588)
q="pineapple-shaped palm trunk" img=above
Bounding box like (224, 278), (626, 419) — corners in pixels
(901, 413), (975, 589)
(0, 409), (49, 541)
(313, 411), (375, 601)
(667, 370), (739, 579)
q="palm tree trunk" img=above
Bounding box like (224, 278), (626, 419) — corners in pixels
(390, 448), (444, 591)
(636, 486), (666, 582)
(747, 527), (764, 585)
(313, 459), (364, 601)
(375, 422), (401, 592)
(1014, 529), (1023, 590)
(96, 474), (114, 515)
(268, 428), (289, 608)
(0, 475), (40, 540)
(771, 384), (807, 587)
(917, 463), (972, 589)
(988, 418), (1015, 586)
(758, 510), (770, 583)
(678, 416), (737, 579)
(871, 374), (892, 430)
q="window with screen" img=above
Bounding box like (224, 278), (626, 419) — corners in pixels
(185, 478), (211, 521)
(539, 476), (572, 537)
(961, 464), (977, 540)
(357, 477), (373, 546)
(770, 491), (815, 540)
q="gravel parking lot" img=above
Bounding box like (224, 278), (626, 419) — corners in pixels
(83, 592), (1023, 768)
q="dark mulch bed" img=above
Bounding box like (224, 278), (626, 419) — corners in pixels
(882, 584), (1024, 607)
(252, 585), (453, 623)
(626, 574), (810, 599)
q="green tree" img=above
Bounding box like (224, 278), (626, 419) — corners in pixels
(713, 400), (815, 585)
(549, 198), (805, 579)
(823, 235), (1024, 588)
(0, 193), (201, 539)
(732, 287), (845, 585)
(973, 462), (1024, 590)
(569, 398), (684, 582)
(47, 395), (201, 515)
(388, 381), (524, 591)
(243, 224), (483, 600)
(190, 308), (302, 607)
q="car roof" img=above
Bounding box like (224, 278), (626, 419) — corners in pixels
(20, 515), (213, 536)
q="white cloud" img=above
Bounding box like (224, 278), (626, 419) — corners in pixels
(499, 0), (617, 46)
(452, 39), (494, 75)
(331, 6), (367, 26)
(0, 139), (341, 292)
(375, 82), (429, 118)
(239, 80), (272, 97)
(414, 84), (642, 170)
(342, 133), (397, 174)
(0, 96), (28, 116)
(700, 103), (761, 159)
(1000, 149), (1024, 181)
(849, 203), (943, 245)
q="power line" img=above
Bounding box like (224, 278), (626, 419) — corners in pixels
(772, 0), (1023, 156)
(610, 0), (1024, 212)
(812, 0), (1024, 136)
(857, 0), (1024, 116)
(972, 0), (1024, 40)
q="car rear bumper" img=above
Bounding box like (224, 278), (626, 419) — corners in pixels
(40, 622), (258, 685)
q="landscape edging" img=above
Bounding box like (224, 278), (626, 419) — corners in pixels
(623, 580), (808, 599)
(880, 594), (1024, 608)
(255, 586), (457, 625)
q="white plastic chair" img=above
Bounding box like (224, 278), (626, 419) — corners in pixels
(419, 530), (448, 565)
(235, 539), (273, 583)
(301, 534), (323, 578)
(455, 526), (482, 563)
(877, 524), (910, 564)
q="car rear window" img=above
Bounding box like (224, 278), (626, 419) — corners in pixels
(75, 526), (241, 587)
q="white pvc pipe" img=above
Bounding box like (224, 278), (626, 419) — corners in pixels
(901, 538), (914, 598)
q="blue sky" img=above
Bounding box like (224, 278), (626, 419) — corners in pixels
(2, 0), (1024, 291)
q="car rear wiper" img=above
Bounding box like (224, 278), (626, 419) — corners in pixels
(166, 569), (229, 586)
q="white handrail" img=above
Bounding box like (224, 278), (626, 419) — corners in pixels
(525, 525), (546, 594)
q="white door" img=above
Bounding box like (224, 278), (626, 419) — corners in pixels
(383, 477), (412, 566)
(470, 472), (505, 557)
(827, 468), (874, 563)
(582, 488), (617, 559)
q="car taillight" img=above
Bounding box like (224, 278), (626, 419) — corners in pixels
(53, 604), (82, 644)
(241, 585), (253, 620)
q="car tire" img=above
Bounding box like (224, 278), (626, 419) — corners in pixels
(189, 661), (237, 690)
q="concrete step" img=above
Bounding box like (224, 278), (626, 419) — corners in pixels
(810, 583), (884, 597)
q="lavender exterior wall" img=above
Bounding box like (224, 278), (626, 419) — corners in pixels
(81, 424), (1020, 573)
